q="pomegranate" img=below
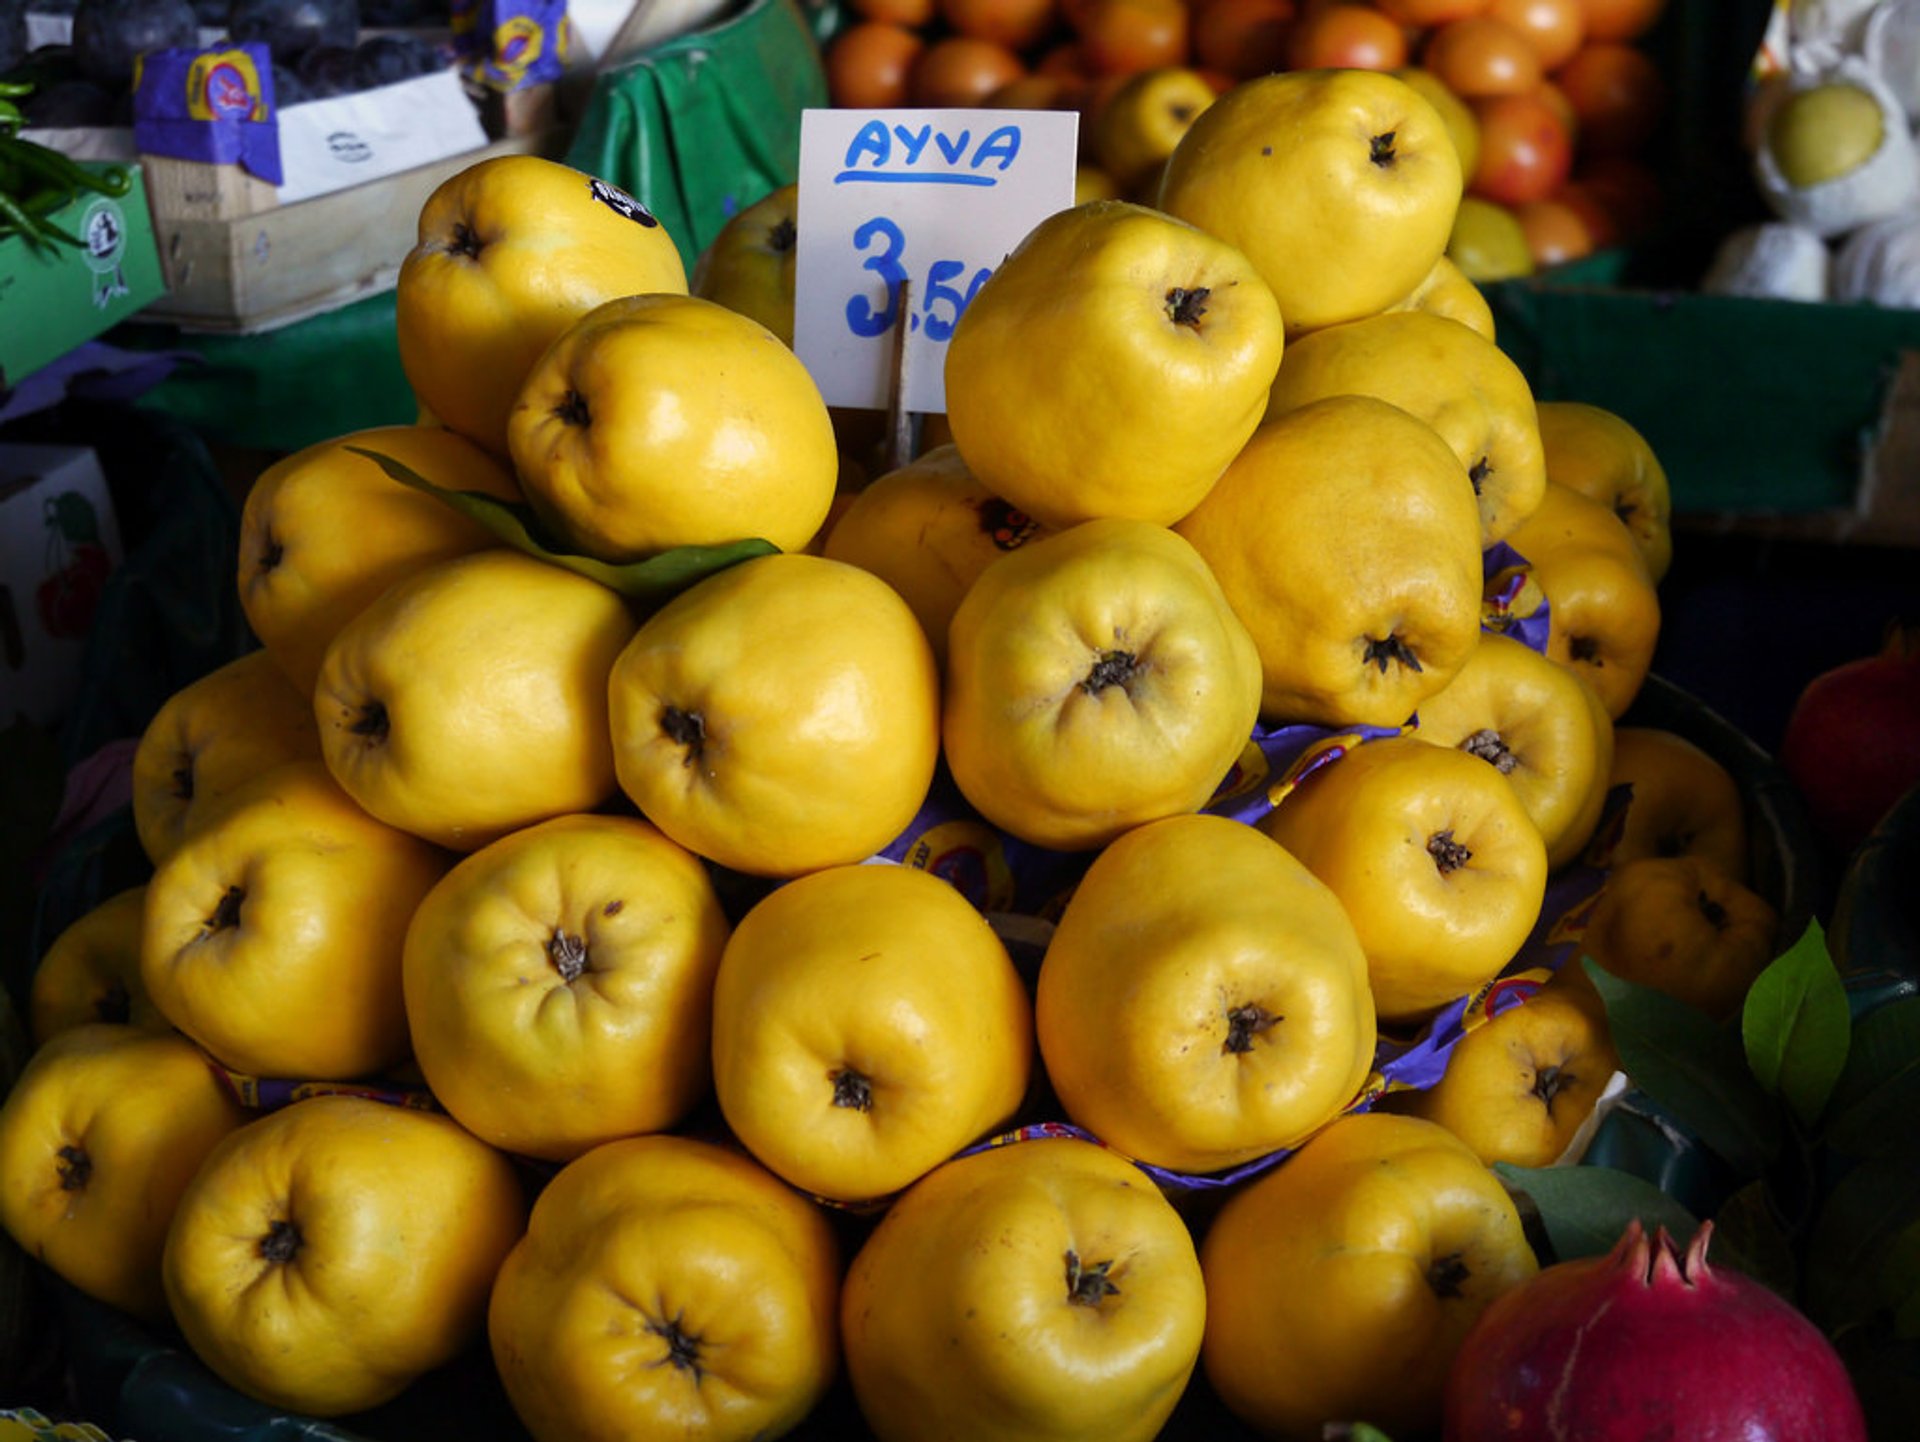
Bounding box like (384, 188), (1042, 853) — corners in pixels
(1779, 624), (1920, 858)
(1442, 1219), (1868, 1442)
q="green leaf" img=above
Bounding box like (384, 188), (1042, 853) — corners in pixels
(1709, 1179), (1799, 1303)
(346, 447), (778, 607)
(1584, 958), (1784, 1177)
(1889, 1218), (1920, 1342)
(1805, 1153), (1920, 1336)
(1323, 1426), (1396, 1442)
(1897, 1283), (1920, 1342)
(1494, 1161), (1700, 1264)
(1742, 919), (1852, 1130)
(1825, 997), (1920, 1161)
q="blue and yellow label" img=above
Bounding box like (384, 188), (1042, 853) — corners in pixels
(130, 41), (282, 185)
(465, 2), (569, 91)
(897, 816), (1018, 916)
(186, 48), (270, 123)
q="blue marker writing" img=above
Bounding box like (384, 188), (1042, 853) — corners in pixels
(836, 120), (1024, 186)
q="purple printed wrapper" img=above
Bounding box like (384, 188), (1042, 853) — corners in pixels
(875, 719), (1406, 927)
(213, 1068), (440, 1114)
(458, 0), (569, 91)
(1482, 538), (1551, 654)
(131, 44), (282, 187)
(450, 0), (483, 54)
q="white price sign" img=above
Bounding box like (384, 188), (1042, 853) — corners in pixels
(793, 107), (1079, 416)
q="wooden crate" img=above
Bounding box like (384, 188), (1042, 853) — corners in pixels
(138, 132), (554, 335)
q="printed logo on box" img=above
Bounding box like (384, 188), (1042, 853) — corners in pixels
(77, 199), (131, 306)
(327, 131), (374, 163)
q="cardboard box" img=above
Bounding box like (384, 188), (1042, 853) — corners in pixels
(138, 129), (552, 334)
(0, 446), (124, 730)
(14, 127), (140, 163)
(271, 68), (490, 205)
(0, 163), (168, 388)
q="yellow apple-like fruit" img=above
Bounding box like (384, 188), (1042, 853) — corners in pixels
(1767, 81), (1886, 188)
(1158, 68), (1465, 336)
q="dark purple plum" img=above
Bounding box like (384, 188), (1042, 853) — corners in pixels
(2, 0), (26, 76)
(293, 39), (356, 97)
(351, 33), (444, 89)
(226, 0), (357, 63)
(270, 60), (307, 104)
(70, 0), (198, 87)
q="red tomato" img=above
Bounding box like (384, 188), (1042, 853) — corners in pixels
(1375, 0), (1490, 25)
(1568, 151), (1661, 241)
(1423, 15), (1544, 98)
(827, 22), (927, 109)
(1074, 0), (1190, 74)
(1515, 196), (1597, 265)
(1287, 2), (1408, 70)
(1193, 0), (1297, 79)
(1470, 90), (1574, 205)
(942, 0), (1063, 50)
(910, 34), (1028, 105)
(1554, 41), (1665, 153)
(1485, 0), (1584, 69)
(1578, 0), (1664, 43)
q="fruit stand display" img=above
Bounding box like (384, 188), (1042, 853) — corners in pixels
(5, 1), (1920, 1441)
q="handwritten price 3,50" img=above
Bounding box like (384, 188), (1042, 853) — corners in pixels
(845, 215), (993, 342)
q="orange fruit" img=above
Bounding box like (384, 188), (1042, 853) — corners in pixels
(1553, 41), (1665, 154)
(1576, 0), (1664, 43)
(1036, 38), (1090, 74)
(910, 34), (1028, 105)
(1484, 0), (1584, 69)
(1375, 0), (1492, 24)
(1423, 15), (1545, 98)
(985, 71), (1077, 107)
(827, 22), (926, 108)
(1568, 151), (1661, 240)
(851, 0), (938, 25)
(1515, 196), (1596, 265)
(1286, 2), (1408, 70)
(1073, 0), (1191, 76)
(941, 0), (1063, 52)
(1469, 90), (1573, 205)
(1192, 0), (1296, 80)
(1536, 75), (1578, 137)
(1552, 178), (1620, 247)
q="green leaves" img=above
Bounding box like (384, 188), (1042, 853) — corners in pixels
(1743, 919), (1852, 1130)
(1709, 1179), (1799, 1301)
(346, 447), (778, 608)
(1584, 959), (1783, 1175)
(1807, 1155), (1920, 1337)
(1495, 1161), (1700, 1263)
(1824, 997), (1920, 1161)
(1570, 921), (1920, 1372)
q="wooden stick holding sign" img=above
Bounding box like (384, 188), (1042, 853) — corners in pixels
(887, 277), (914, 475)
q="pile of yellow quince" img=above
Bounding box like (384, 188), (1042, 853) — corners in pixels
(1, 69), (1783, 1442)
